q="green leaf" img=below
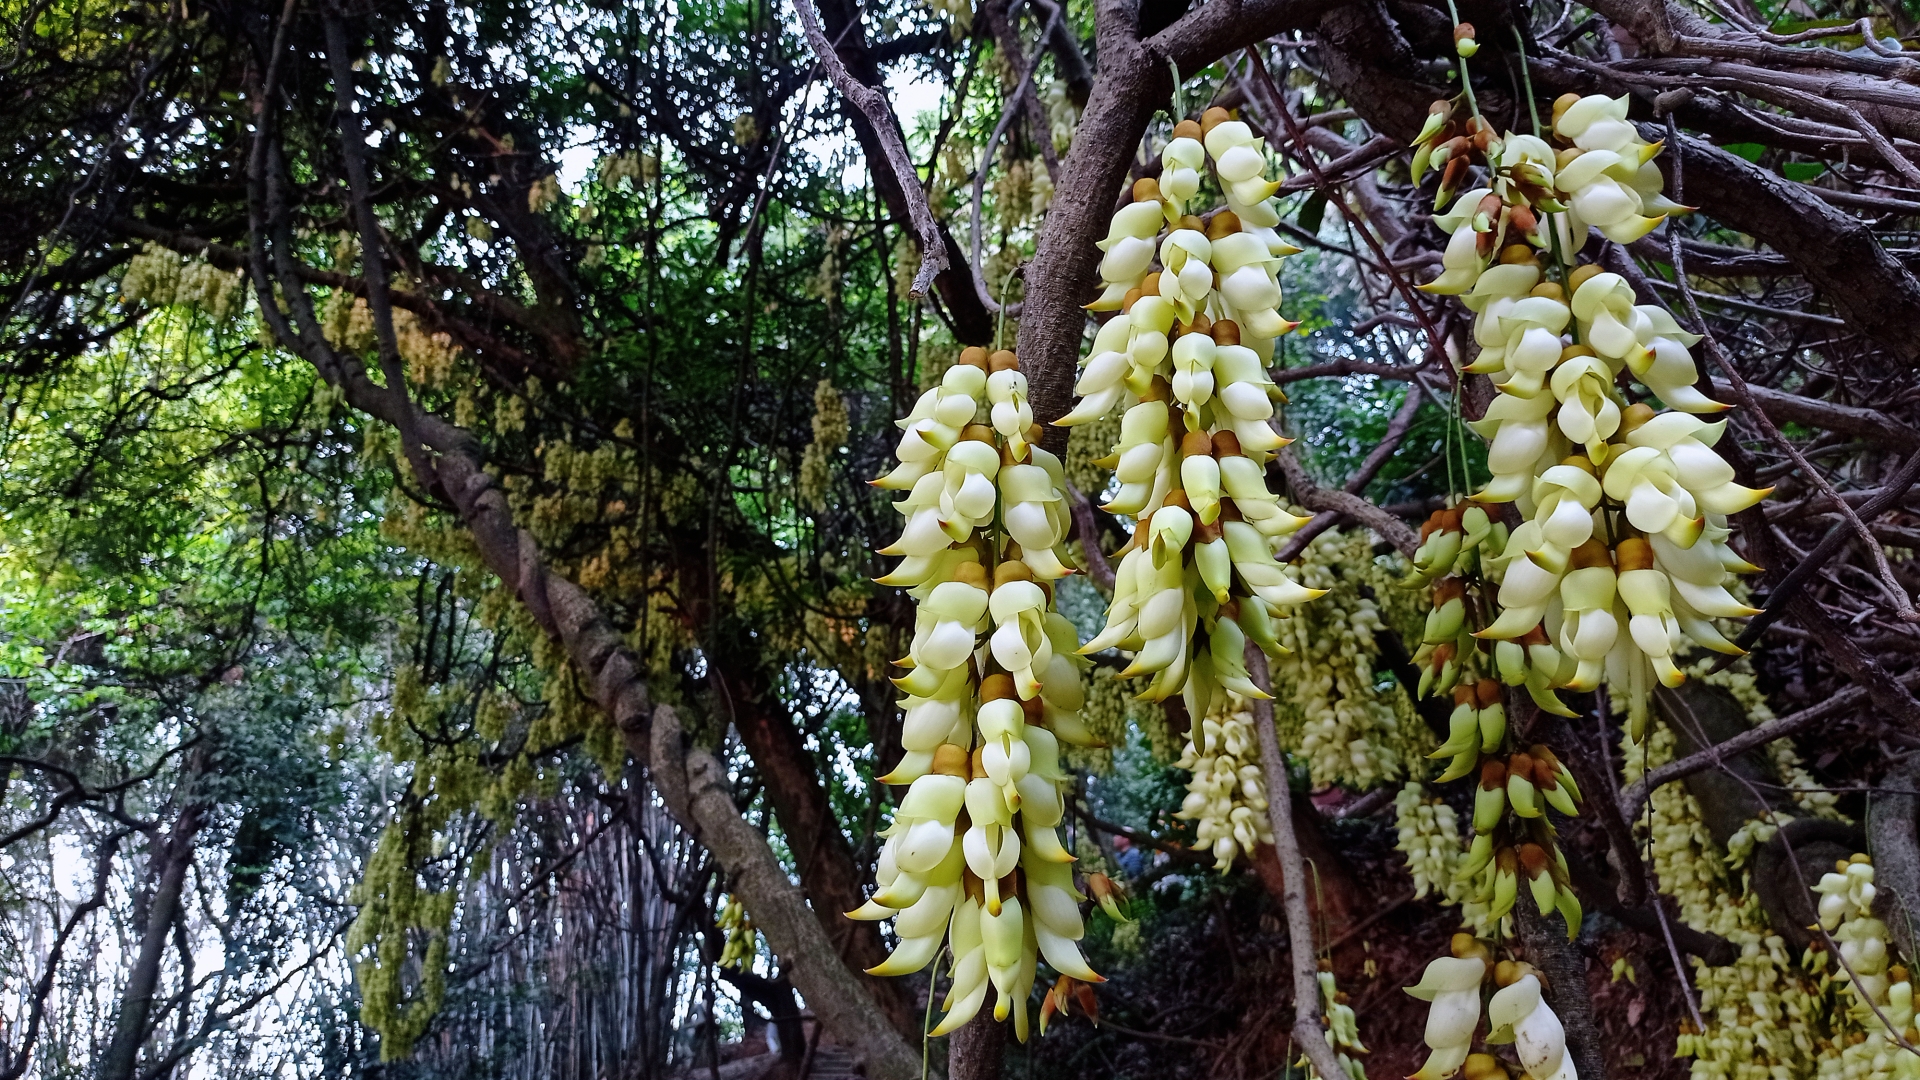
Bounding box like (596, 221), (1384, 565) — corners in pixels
(1720, 142), (1766, 163)
(1298, 191), (1328, 237)
(1781, 162), (1826, 182)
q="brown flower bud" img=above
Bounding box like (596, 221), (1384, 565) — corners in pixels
(933, 743), (970, 777)
(1615, 537), (1655, 572)
(1476, 678), (1503, 709)
(994, 560), (1034, 587)
(1481, 759), (1508, 789)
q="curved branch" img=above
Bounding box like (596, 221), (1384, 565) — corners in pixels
(1274, 445), (1419, 556)
(794, 0), (947, 299)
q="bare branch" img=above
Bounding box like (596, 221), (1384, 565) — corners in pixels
(1274, 445), (1419, 556)
(793, 0), (948, 298)
(1244, 644), (1352, 1080)
(1617, 673), (1920, 821)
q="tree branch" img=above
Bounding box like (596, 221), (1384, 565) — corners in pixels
(1243, 644), (1351, 1080)
(794, 0), (947, 298)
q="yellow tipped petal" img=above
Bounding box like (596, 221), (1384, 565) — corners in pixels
(846, 900), (897, 920)
(1608, 214), (1666, 244)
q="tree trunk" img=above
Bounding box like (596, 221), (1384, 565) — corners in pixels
(947, 1013), (1004, 1080)
(97, 790), (207, 1080)
(1871, 755), (1920, 965)
(648, 706), (928, 1080)
(1516, 904), (1609, 1080)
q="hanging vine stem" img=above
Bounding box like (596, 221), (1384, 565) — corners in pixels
(920, 946), (947, 1080)
(1512, 24), (1542, 137)
(1640, 795), (1708, 1034)
(993, 264), (1021, 350)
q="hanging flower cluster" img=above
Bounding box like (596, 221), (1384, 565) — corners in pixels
(1395, 781), (1465, 902)
(855, 346), (1106, 1041)
(1275, 527), (1428, 789)
(1408, 937), (1580, 1080)
(1302, 962), (1369, 1080)
(1044, 79), (1080, 154)
(1064, 107), (1321, 717)
(1812, 854), (1920, 1077)
(1403, 509), (1587, 940)
(716, 895), (757, 970)
(1417, 92), (1767, 742)
(1405, 506), (1513, 706)
(120, 242), (246, 321)
(1174, 694), (1273, 871)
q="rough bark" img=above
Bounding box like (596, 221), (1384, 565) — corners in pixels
(1313, 0), (1444, 142)
(1516, 904), (1610, 1080)
(948, 1013), (1005, 1080)
(1871, 755), (1920, 967)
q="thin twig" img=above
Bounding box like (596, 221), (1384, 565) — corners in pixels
(1615, 672), (1920, 821)
(1243, 49), (1450, 376)
(969, 0), (1060, 315)
(1068, 484), (1117, 592)
(1663, 115), (1919, 624)
(1274, 447), (1419, 556)
(1732, 449), (1920, 653)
